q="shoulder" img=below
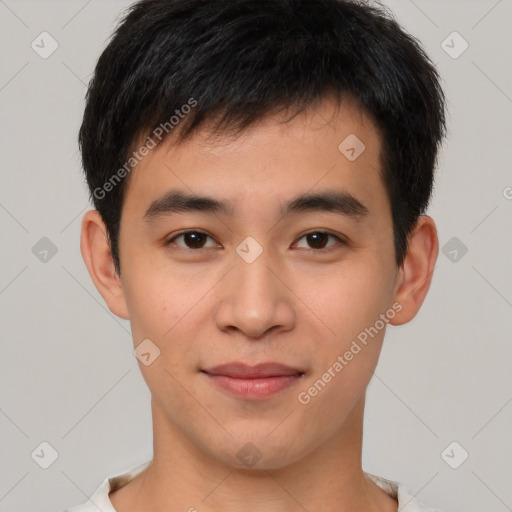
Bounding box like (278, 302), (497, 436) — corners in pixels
(63, 460), (152, 512)
(365, 472), (442, 512)
(63, 477), (112, 512)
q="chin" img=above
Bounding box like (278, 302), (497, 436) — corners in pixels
(202, 430), (312, 472)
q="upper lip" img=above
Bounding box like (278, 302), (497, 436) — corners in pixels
(202, 362), (304, 378)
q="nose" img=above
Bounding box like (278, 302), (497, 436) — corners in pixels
(214, 247), (296, 340)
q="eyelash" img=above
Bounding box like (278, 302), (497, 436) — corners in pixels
(165, 229), (346, 252)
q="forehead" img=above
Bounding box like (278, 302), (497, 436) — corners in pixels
(122, 97), (388, 223)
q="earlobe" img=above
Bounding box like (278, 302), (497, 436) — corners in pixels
(80, 210), (130, 320)
(389, 215), (439, 326)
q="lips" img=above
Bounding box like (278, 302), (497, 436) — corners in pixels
(201, 362), (305, 400)
(202, 362), (304, 378)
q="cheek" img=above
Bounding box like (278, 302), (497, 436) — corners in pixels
(302, 256), (394, 406)
(122, 258), (218, 382)
(124, 269), (204, 403)
(122, 249), (197, 339)
(297, 255), (393, 345)
(293, 255), (394, 409)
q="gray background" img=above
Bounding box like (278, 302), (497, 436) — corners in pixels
(0, 0), (510, 511)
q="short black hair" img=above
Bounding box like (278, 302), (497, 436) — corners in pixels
(79, 0), (446, 275)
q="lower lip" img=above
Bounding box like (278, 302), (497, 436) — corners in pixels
(204, 373), (302, 400)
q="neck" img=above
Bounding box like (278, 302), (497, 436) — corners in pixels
(110, 395), (397, 512)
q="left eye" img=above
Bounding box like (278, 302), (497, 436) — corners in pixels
(294, 231), (344, 250)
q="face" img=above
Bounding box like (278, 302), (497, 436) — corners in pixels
(106, 97), (404, 469)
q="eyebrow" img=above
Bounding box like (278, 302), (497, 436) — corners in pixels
(143, 189), (370, 221)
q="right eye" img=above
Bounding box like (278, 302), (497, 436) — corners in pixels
(165, 230), (220, 250)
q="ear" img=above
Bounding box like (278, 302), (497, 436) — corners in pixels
(389, 215), (438, 325)
(80, 210), (129, 320)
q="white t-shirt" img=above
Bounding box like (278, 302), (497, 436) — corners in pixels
(64, 460), (440, 512)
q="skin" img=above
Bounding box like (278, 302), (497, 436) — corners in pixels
(81, 96), (438, 512)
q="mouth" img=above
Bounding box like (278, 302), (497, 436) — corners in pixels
(201, 362), (305, 400)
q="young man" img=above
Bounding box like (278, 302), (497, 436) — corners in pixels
(68, 0), (446, 510)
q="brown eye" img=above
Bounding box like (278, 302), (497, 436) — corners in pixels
(306, 232), (329, 249)
(167, 230), (217, 249)
(295, 231), (344, 250)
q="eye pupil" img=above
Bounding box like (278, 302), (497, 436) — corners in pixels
(185, 232), (206, 248)
(307, 232), (328, 249)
